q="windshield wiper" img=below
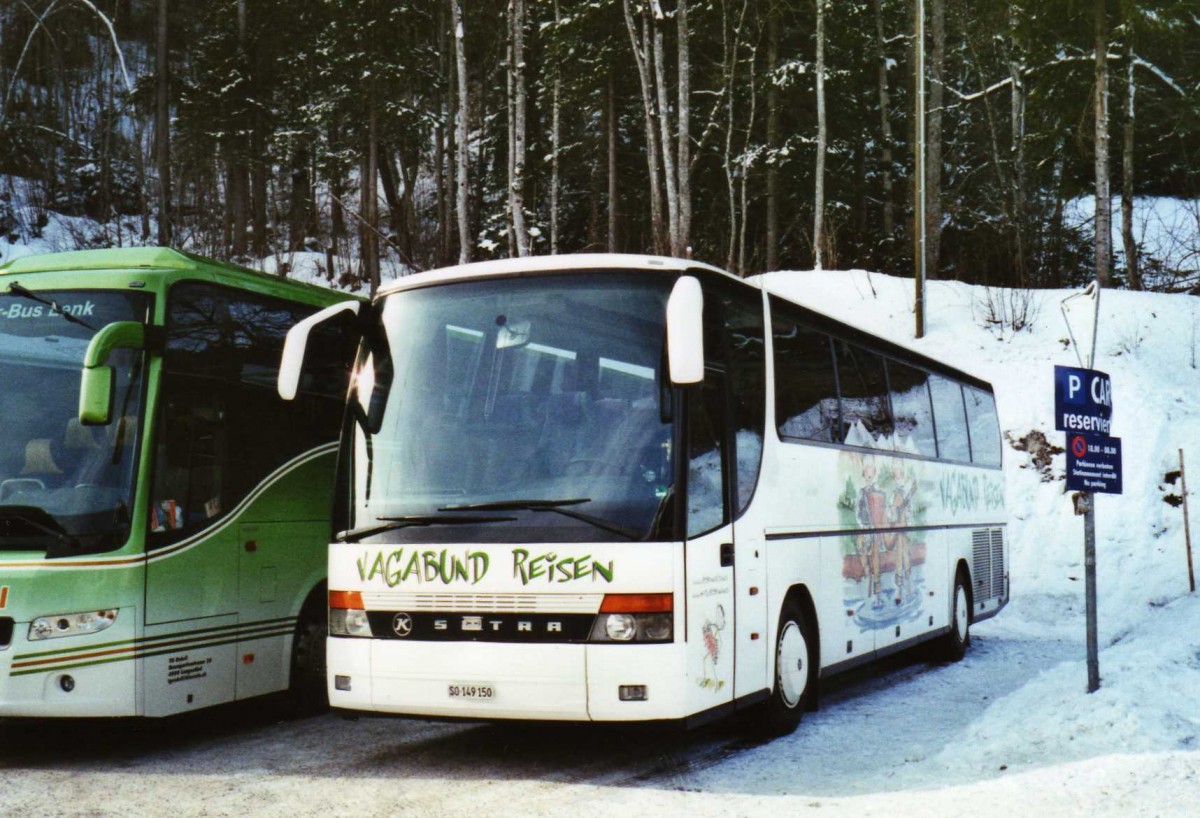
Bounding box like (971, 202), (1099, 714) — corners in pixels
(0, 506), (81, 551)
(336, 514), (518, 543)
(6, 282), (96, 330)
(439, 498), (590, 512)
(439, 498), (639, 541)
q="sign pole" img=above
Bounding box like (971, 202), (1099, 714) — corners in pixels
(1060, 279), (1104, 694)
(1182, 449), (1195, 593)
(1082, 493), (1100, 692)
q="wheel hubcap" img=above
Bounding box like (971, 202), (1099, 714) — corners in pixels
(777, 621), (808, 708)
(954, 585), (969, 642)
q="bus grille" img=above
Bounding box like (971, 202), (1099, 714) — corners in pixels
(971, 528), (1006, 602)
(360, 591), (604, 614)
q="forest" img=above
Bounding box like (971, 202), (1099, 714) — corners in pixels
(1, 0), (1198, 294)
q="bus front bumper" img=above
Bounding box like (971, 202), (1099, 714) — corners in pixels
(0, 609), (138, 718)
(327, 637), (692, 722)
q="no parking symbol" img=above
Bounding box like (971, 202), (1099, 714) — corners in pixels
(1065, 433), (1123, 495)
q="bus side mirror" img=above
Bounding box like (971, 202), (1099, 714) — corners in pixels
(278, 300), (362, 400)
(666, 276), (704, 386)
(79, 321), (146, 426)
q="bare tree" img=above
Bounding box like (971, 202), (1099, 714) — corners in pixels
(607, 72), (619, 252)
(452, 0), (471, 264)
(872, 0), (895, 253)
(676, 0), (691, 255)
(623, 0), (666, 254)
(550, 0), (562, 255)
(765, 1), (781, 272)
(1094, 0), (1112, 285)
(1121, 2), (1140, 290)
(925, 0), (944, 280)
(506, 0), (529, 256)
(813, 0), (827, 270)
(155, 0), (171, 246)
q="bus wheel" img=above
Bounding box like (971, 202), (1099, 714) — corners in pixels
(935, 570), (971, 662)
(752, 602), (813, 737)
(289, 604), (328, 715)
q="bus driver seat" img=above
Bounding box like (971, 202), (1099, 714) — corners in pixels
(0, 439), (63, 501)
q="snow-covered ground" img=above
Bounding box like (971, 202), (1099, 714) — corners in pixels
(2, 261), (1199, 815)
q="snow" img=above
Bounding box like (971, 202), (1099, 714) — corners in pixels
(2, 263), (1199, 815)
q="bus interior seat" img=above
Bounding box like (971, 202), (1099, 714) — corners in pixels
(20, 439), (63, 481)
(537, 391), (588, 476)
(473, 392), (542, 489)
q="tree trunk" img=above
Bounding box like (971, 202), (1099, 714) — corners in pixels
(623, 0), (666, 254)
(155, 0), (171, 246)
(1122, 34), (1139, 290)
(650, 1), (680, 255)
(607, 72), (619, 252)
(229, 156), (249, 258)
(452, 0), (471, 264)
(925, 0), (944, 280)
(813, 0), (827, 270)
(737, 20), (759, 276)
(550, 0), (562, 255)
(676, 0), (691, 256)
(288, 144), (311, 251)
(765, 2), (781, 272)
(509, 0), (529, 256)
(250, 128), (268, 258)
(723, 0), (740, 272)
(872, 0), (894, 256)
(1008, 4), (1028, 287)
(378, 146), (401, 235)
(1094, 0), (1112, 286)
(362, 102), (380, 292)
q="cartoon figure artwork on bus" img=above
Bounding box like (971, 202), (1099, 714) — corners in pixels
(698, 604), (727, 691)
(838, 453), (928, 630)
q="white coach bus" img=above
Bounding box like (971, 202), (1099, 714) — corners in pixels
(279, 255), (1007, 733)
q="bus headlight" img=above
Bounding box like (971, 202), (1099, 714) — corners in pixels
(589, 594), (673, 643)
(329, 608), (373, 638)
(28, 609), (117, 641)
(329, 590), (373, 638)
(604, 614), (638, 641)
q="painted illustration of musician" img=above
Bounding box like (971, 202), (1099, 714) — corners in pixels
(887, 462), (919, 604)
(855, 457), (888, 610)
(699, 604), (727, 690)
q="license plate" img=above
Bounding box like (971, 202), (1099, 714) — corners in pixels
(448, 683), (495, 700)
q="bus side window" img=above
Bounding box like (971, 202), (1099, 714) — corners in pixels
(887, 360), (935, 457)
(687, 376), (729, 538)
(722, 288), (765, 516)
(835, 341), (893, 449)
(928, 375), (970, 462)
(771, 301), (838, 443)
(150, 285), (233, 543)
(964, 387), (1002, 467)
(150, 381), (228, 540)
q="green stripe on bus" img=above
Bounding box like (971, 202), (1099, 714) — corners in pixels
(10, 626), (295, 677)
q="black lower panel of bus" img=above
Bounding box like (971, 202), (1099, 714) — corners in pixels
(365, 610), (595, 643)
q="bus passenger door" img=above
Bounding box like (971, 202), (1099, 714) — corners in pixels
(683, 377), (736, 715)
(143, 385), (238, 716)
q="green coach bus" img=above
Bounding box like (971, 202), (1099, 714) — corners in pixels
(0, 248), (358, 717)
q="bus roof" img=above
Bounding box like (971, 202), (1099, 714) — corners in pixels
(372, 253), (990, 393)
(377, 253), (731, 296)
(0, 247), (354, 306)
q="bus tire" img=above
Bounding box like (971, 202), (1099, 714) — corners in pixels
(289, 600), (328, 715)
(752, 602), (814, 737)
(935, 569), (971, 662)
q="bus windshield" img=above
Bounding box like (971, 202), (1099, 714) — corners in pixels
(347, 273), (677, 544)
(0, 288), (149, 557)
